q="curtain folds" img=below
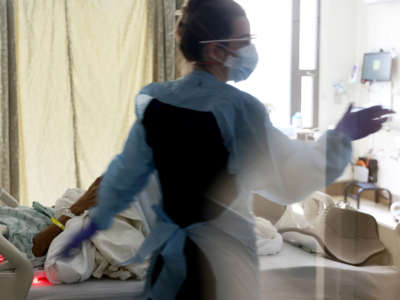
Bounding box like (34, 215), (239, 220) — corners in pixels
(151, 0), (177, 81)
(17, 0), (154, 206)
(0, 0), (18, 199)
(16, 0), (179, 206)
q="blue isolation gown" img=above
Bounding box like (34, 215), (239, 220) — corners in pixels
(91, 70), (352, 300)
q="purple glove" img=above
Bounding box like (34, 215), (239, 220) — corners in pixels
(59, 220), (98, 258)
(335, 104), (394, 141)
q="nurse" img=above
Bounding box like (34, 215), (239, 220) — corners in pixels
(61, 0), (393, 299)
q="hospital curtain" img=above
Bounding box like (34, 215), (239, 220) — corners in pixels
(175, 0), (193, 78)
(16, 0), (154, 206)
(0, 0), (19, 199)
(151, 0), (177, 81)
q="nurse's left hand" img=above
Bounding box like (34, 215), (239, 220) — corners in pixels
(59, 220), (98, 258)
(335, 104), (395, 141)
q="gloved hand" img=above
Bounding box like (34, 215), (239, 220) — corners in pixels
(335, 104), (395, 141)
(59, 220), (98, 258)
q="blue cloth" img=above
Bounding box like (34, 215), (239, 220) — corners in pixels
(92, 70), (352, 229)
(120, 205), (200, 300)
(91, 70), (352, 299)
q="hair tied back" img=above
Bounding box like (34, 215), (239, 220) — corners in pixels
(187, 0), (214, 11)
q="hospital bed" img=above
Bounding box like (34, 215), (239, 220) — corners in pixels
(259, 242), (400, 300)
(0, 233), (144, 300)
(2, 240), (399, 300)
(0, 186), (148, 300)
(1, 190), (400, 300)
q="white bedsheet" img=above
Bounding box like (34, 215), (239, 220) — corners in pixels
(259, 242), (400, 300)
(45, 201), (148, 284)
(28, 278), (145, 300)
(28, 242), (400, 300)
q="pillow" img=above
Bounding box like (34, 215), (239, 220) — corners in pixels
(275, 192), (385, 265)
(254, 216), (283, 256)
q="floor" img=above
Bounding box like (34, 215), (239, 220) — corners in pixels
(332, 195), (398, 229)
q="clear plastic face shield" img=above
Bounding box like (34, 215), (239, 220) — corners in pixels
(199, 35), (259, 82)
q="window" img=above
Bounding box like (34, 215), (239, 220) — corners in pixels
(234, 0), (320, 129)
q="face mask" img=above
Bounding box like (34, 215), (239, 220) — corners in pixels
(199, 37), (258, 82)
(223, 44), (259, 82)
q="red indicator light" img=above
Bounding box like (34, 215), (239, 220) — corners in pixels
(32, 275), (52, 286)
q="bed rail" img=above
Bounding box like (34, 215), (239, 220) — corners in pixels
(0, 187), (33, 300)
(0, 234), (33, 300)
(0, 187), (18, 208)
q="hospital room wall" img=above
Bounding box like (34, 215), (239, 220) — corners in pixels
(318, 0), (359, 181)
(319, 0), (400, 195)
(352, 0), (400, 196)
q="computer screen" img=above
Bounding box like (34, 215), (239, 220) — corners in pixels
(361, 51), (392, 82)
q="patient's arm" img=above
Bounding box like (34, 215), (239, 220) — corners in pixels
(32, 176), (102, 257)
(32, 215), (72, 257)
(70, 176), (102, 215)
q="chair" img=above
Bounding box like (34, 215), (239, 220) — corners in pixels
(344, 181), (392, 209)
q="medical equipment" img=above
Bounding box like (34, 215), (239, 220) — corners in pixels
(361, 51), (393, 82)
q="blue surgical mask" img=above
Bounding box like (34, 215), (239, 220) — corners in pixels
(199, 37), (259, 82)
(224, 44), (259, 82)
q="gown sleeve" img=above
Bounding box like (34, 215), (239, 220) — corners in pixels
(216, 94), (352, 206)
(91, 111), (155, 230)
(254, 122), (352, 205)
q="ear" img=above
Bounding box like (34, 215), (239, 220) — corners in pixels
(202, 43), (227, 65)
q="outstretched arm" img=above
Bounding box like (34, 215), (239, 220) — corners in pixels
(243, 102), (393, 206)
(335, 104), (394, 141)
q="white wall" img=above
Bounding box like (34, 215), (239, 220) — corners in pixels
(319, 0), (359, 130)
(319, 0), (400, 193)
(319, 0), (359, 180)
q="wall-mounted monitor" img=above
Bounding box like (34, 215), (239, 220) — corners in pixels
(361, 51), (392, 82)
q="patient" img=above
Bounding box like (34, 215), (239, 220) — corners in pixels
(32, 176), (102, 257)
(1, 176), (148, 282)
(0, 177), (102, 260)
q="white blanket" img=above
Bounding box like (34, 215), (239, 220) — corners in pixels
(255, 216), (283, 256)
(45, 213), (96, 284)
(45, 195), (148, 284)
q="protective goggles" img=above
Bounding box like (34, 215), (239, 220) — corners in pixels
(199, 34), (256, 44)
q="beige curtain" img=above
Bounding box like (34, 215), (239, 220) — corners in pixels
(174, 0), (193, 78)
(0, 0), (19, 199)
(151, 0), (177, 81)
(17, 0), (154, 206)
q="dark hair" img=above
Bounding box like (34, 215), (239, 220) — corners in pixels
(177, 0), (246, 63)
